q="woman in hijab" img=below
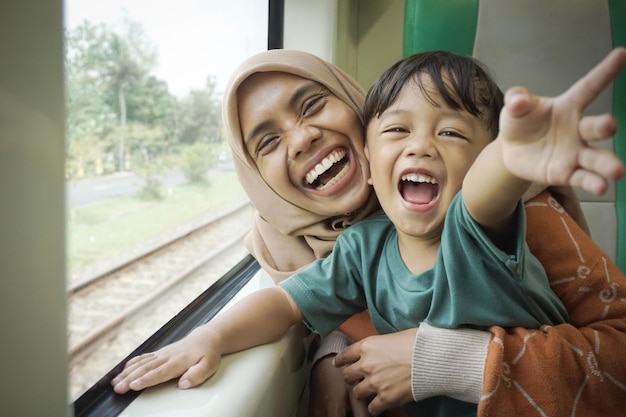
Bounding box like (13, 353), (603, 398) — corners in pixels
(113, 49), (626, 417)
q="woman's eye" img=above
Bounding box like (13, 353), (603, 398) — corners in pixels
(256, 135), (279, 155)
(302, 95), (325, 116)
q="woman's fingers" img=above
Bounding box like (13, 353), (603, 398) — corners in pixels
(348, 386), (372, 417)
(333, 340), (361, 368)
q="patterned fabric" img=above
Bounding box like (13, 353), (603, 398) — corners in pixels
(480, 190), (626, 416)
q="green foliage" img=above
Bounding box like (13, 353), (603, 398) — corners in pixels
(176, 142), (219, 184)
(64, 18), (224, 180)
(126, 75), (175, 125)
(65, 135), (112, 178)
(174, 77), (222, 145)
(65, 21), (118, 163)
(125, 123), (172, 200)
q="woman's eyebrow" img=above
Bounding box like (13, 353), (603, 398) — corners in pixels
(245, 120), (272, 146)
(287, 81), (321, 110)
(245, 81), (322, 146)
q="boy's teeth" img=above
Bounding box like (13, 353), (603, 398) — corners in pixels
(306, 149), (346, 184)
(401, 173), (437, 183)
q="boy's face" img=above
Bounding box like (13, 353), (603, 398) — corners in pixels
(365, 74), (492, 241)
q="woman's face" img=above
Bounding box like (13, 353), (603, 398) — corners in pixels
(237, 72), (372, 217)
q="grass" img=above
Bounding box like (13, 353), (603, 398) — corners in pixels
(67, 170), (247, 274)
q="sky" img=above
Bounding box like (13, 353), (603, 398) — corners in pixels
(64, 0), (268, 97)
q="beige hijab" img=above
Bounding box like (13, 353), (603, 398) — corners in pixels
(223, 49), (589, 282)
(223, 49), (381, 281)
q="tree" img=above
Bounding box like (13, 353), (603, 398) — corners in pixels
(65, 22), (118, 177)
(65, 19), (159, 173)
(174, 77), (222, 145)
(100, 19), (157, 170)
(65, 18), (224, 189)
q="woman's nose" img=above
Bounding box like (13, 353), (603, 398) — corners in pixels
(288, 124), (321, 159)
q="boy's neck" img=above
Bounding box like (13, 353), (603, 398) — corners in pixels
(397, 233), (440, 275)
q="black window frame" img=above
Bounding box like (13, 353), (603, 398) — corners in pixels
(73, 255), (260, 417)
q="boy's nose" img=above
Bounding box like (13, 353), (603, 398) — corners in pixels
(406, 134), (436, 158)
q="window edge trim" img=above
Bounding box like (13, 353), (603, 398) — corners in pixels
(73, 254), (260, 417)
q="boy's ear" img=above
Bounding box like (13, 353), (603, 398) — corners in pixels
(364, 144), (374, 185)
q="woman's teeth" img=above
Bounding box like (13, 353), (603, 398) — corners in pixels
(316, 163), (349, 190)
(305, 149), (348, 190)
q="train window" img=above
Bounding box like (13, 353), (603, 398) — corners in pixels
(64, 0), (267, 402)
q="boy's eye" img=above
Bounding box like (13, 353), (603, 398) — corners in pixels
(383, 126), (409, 134)
(439, 130), (467, 139)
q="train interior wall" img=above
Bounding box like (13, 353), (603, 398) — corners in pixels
(1, 0), (69, 416)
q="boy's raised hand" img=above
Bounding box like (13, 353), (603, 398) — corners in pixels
(500, 47), (626, 195)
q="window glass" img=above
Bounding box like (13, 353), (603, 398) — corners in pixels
(64, 0), (267, 401)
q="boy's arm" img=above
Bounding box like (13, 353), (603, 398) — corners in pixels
(112, 286), (301, 394)
(212, 286), (303, 354)
(462, 139), (530, 241)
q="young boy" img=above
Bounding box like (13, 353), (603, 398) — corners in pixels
(112, 49), (626, 415)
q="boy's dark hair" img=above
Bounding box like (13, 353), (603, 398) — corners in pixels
(363, 50), (504, 139)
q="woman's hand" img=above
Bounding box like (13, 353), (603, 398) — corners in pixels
(334, 329), (417, 416)
(308, 355), (370, 417)
(111, 325), (222, 394)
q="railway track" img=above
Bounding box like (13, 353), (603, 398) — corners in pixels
(68, 201), (254, 398)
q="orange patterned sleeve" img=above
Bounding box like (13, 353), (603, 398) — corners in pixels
(479, 191), (626, 416)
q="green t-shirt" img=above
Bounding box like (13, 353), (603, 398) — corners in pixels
(281, 193), (568, 336)
(280, 193), (569, 417)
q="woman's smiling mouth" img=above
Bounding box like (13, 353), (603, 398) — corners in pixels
(305, 149), (350, 191)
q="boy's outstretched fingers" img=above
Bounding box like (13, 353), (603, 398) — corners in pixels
(500, 47), (626, 193)
(567, 47), (626, 193)
(565, 47), (626, 110)
(573, 146), (625, 195)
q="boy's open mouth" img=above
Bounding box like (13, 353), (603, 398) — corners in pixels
(400, 173), (439, 204)
(305, 149), (350, 191)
